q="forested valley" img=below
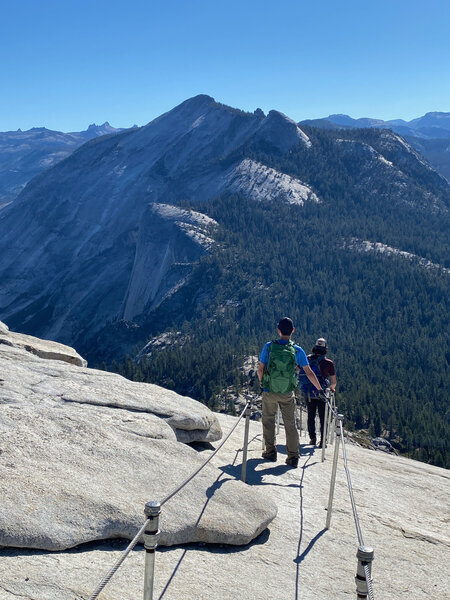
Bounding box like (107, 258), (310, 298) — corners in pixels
(107, 127), (450, 468)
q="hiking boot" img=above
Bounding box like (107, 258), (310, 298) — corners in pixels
(309, 438), (316, 446)
(262, 450), (277, 462)
(285, 456), (299, 468)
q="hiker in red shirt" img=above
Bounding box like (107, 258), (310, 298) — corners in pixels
(300, 338), (337, 448)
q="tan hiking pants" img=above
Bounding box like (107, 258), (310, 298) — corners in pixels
(262, 391), (299, 458)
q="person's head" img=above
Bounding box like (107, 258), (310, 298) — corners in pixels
(277, 317), (294, 338)
(312, 337), (327, 355)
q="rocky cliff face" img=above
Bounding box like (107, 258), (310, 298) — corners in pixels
(0, 96), (313, 346)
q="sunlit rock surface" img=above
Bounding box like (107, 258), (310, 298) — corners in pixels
(0, 333), (278, 552)
(0, 412), (447, 599)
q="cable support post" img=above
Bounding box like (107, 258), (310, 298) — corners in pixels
(321, 392), (330, 462)
(355, 545), (375, 600)
(295, 394), (303, 438)
(329, 392), (337, 445)
(241, 398), (252, 482)
(143, 501), (161, 600)
(325, 413), (344, 530)
(326, 393), (333, 446)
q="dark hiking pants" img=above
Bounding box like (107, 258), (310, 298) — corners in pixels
(307, 396), (325, 442)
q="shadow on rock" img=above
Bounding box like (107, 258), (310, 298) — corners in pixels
(219, 458), (303, 488)
(294, 528), (327, 564)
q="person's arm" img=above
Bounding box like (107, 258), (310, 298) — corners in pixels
(257, 361), (265, 383)
(303, 365), (322, 391)
(329, 374), (337, 393)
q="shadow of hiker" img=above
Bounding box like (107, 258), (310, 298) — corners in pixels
(218, 458), (303, 489)
(294, 528), (327, 564)
(299, 444), (316, 457)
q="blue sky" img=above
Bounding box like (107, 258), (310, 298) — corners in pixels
(1, 0), (449, 131)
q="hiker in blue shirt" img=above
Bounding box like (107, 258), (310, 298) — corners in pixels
(257, 317), (323, 468)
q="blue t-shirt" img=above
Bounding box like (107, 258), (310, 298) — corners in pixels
(259, 340), (309, 367)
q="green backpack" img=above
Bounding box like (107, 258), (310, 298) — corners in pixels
(262, 340), (298, 394)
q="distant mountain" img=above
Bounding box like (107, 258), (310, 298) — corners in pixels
(302, 111), (450, 138)
(0, 95), (449, 467)
(0, 95), (314, 344)
(300, 112), (450, 180)
(408, 111), (450, 132)
(0, 122), (126, 207)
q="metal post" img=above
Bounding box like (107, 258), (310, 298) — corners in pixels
(321, 398), (329, 462)
(325, 414), (343, 529)
(143, 501), (161, 600)
(329, 392), (336, 445)
(326, 393), (333, 445)
(355, 545), (374, 599)
(241, 402), (252, 483)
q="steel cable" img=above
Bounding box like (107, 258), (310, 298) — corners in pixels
(86, 401), (250, 599)
(327, 400), (338, 417)
(339, 420), (364, 546)
(364, 564), (375, 600)
(338, 421), (375, 598)
(160, 401), (250, 506)
(87, 518), (150, 600)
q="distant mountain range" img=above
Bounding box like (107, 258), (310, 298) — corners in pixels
(0, 122), (129, 207)
(300, 112), (450, 180)
(0, 96), (448, 466)
(1, 111), (448, 211)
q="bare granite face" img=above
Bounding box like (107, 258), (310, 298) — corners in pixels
(0, 413), (448, 600)
(0, 321), (87, 366)
(0, 335), (277, 552)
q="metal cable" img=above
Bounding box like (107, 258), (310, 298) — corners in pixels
(87, 518), (150, 600)
(86, 401), (250, 599)
(160, 401), (250, 506)
(327, 400), (338, 417)
(364, 563), (375, 600)
(339, 421), (364, 547)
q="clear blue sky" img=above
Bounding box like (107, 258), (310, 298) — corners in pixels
(1, 0), (449, 131)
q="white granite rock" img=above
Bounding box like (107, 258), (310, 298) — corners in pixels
(0, 321), (87, 366)
(0, 342), (276, 551)
(0, 413), (448, 600)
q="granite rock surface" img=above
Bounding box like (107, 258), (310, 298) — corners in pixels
(0, 321), (87, 366)
(0, 336), (277, 551)
(0, 413), (448, 600)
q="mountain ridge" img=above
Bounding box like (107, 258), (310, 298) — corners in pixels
(299, 111), (450, 180)
(0, 121), (128, 207)
(0, 96), (448, 467)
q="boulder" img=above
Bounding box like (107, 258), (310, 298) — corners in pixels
(0, 321), (87, 367)
(372, 436), (396, 453)
(0, 342), (276, 551)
